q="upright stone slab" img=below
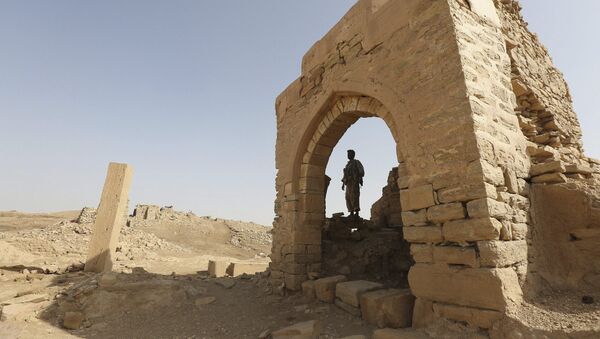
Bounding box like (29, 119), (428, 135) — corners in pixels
(85, 163), (133, 273)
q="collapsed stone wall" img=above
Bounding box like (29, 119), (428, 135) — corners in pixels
(321, 216), (412, 286)
(370, 167), (402, 228)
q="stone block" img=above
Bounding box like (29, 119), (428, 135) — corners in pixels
(432, 246), (478, 267)
(380, 290), (415, 328)
(63, 311), (84, 330)
(403, 226), (443, 244)
(400, 185), (435, 211)
(531, 173), (567, 184)
(272, 320), (320, 339)
(208, 260), (229, 277)
(302, 280), (316, 299)
(481, 161), (505, 186)
(467, 198), (512, 220)
(85, 163), (133, 273)
(401, 209), (427, 226)
(284, 273), (306, 291)
(314, 275), (347, 303)
(226, 262), (269, 277)
(408, 264), (523, 311)
(438, 183), (496, 203)
(410, 244), (433, 263)
(360, 289), (414, 328)
(426, 203), (465, 224)
(511, 223), (528, 240)
(477, 240), (527, 267)
(336, 280), (383, 307)
(412, 298), (435, 329)
(530, 161), (565, 176)
(443, 218), (502, 242)
(432, 303), (502, 329)
(335, 299), (361, 316)
(565, 164), (593, 175)
(503, 169), (519, 194)
(361, 289), (400, 327)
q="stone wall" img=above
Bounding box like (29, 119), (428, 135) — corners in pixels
(370, 167), (402, 228)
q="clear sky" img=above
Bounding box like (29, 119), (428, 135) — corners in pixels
(1, 1), (598, 225)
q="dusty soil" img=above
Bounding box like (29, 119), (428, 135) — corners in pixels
(2, 209), (598, 339)
(0, 209), (436, 339)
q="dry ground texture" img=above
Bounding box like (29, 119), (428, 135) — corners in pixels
(1, 209), (598, 339)
(0, 209), (439, 339)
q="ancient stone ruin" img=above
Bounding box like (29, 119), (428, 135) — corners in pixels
(271, 0), (600, 333)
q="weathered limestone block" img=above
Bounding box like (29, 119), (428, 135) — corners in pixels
(63, 311), (85, 330)
(401, 209), (427, 226)
(443, 218), (502, 242)
(336, 280), (383, 307)
(360, 289), (414, 328)
(468, 0), (501, 27)
(503, 169), (519, 194)
(400, 185), (435, 211)
(467, 198), (512, 219)
(403, 226), (443, 244)
(477, 240), (527, 267)
(511, 223), (528, 240)
(302, 280), (316, 299)
(272, 320), (320, 339)
(85, 163), (133, 273)
(226, 262), (269, 277)
(410, 244), (433, 263)
(284, 273), (306, 291)
(438, 183), (497, 203)
(314, 275), (346, 303)
(531, 173), (567, 184)
(208, 260), (229, 277)
(432, 246), (478, 267)
(426, 203), (465, 224)
(432, 303), (502, 329)
(565, 164), (593, 175)
(408, 264), (522, 311)
(530, 161), (565, 177)
(481, 161), (505, 186)
(380, 290), (415, 328)
(411, 298), (435, 329)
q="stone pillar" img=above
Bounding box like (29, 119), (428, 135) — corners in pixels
(84, 162), (133, 273)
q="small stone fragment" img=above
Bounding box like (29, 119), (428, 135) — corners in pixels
(195, 296), (216, 307)
(271, 320), (320, 339)
(63, 311), (84, 330)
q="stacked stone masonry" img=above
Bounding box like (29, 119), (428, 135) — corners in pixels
(272, 0), (600, 332)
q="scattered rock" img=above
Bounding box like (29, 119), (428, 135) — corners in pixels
(194, 297), (216, 307)
(63, 311), (85, 330)
(98, 273), (118, 287)
(582, 296), (594, 304)
(214, 278), (236, 289)
(271, 320), (320, 339)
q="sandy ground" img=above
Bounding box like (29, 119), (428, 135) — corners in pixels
(0, 209), (436, 339)
(2, 210), (598, 339)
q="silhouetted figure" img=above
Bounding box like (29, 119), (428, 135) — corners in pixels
(341, 149), (364, 217)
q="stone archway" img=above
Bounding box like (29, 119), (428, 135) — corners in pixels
(269, 0), (600, 331)
(295, 94), (400, 233)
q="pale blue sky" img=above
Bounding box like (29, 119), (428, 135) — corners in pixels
(0, 1), (598, 225)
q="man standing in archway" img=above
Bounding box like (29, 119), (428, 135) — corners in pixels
(342, 149), (365, 218)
